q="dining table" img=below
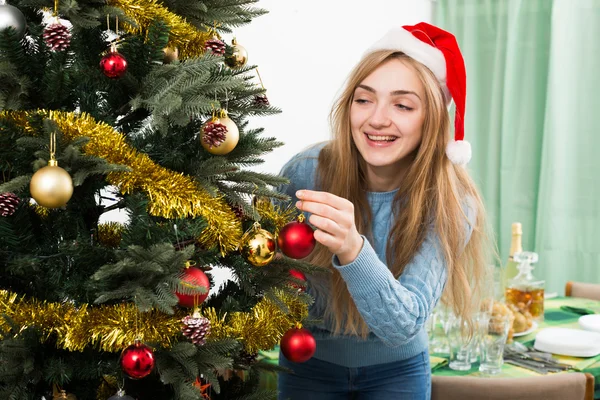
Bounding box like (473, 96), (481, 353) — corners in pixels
(258, 296), (600, 398)
(430, 296), (600, 399)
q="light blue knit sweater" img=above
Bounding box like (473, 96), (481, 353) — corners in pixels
(278, 142), (475, 368)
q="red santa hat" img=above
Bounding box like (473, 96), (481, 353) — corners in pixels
(364, 22), (471, 165)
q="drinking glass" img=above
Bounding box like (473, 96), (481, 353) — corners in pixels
(446, 314), (473, 371)
(479, 314), (512, 374)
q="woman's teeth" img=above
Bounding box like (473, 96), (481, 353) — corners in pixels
(366, 134), (396, 141)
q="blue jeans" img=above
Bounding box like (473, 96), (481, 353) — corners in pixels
(277, 350), (431, 400)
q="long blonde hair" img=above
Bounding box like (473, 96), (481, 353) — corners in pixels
(308, 51), (493, 338)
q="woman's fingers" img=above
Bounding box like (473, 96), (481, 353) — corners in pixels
(296, 200), (340, 222)
(308, 213), (344, 237)
(312, 229), (338, 250)
(296, 190), (352, 212)
(294, 189), (362, 263)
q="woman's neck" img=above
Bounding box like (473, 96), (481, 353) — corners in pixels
(365, 160), (411, 192)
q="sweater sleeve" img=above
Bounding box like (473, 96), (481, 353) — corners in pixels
(275, 144), (324, 207)
(333, 201), (477, 347)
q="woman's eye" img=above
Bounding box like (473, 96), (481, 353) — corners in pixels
(354, 99), (370, 104)
(396, 104), (413, 111)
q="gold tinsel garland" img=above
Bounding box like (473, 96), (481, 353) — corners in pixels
(108, 0), (213, 59)
(97, 222), (125, 248)
(0, 290), (307, 353)
(0, 110), (242, 254)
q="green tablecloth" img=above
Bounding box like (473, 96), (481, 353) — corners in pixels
(259, 296), (600, 398)
(432, 296), (600, 399)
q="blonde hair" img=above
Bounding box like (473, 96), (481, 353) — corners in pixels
(308, 50), (493, 338)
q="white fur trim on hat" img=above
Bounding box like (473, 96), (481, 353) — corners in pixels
(446, 140), (471, 165)
(364, 27), (447, 83)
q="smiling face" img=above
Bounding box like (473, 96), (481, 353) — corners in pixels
(350, 57), (426, 190)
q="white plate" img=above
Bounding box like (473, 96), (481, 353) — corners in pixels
(513, 321), (538, 337)
(534, 327), (600, 357)
(579, 314), (600, 333)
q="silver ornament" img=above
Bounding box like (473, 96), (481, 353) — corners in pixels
(107, 389), (134, 400)
(0, 3), (27, 39)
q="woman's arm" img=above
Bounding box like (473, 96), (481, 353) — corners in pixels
(334, 232), (447, 347)
(335, 200), (476, 347)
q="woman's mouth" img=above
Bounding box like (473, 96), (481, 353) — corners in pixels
(364, 133), (398, 146)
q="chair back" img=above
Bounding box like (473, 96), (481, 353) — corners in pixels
(431, 372), (594, 400)
(565, 281), (600, 301)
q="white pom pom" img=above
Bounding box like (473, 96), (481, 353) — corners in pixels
(446, 140), (471, 165)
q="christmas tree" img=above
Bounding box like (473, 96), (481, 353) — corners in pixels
(0, 0), (318, 399)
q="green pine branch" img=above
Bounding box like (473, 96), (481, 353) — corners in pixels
(159, 0), (267, 32)
(147, 21), (171, 65)
(92, 243), (194, 312)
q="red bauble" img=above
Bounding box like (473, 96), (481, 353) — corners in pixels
(120, 340), (155, 379)
(277, 218), (316, 259)
(100, 50), (128, 78)
(176, 267), (210, 308)
(289, 269), (307, 291)
(280, 327), (316, 363)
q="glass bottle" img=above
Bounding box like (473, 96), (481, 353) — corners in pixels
(505, 251), (545, 321)
(502, 222), (523, 290)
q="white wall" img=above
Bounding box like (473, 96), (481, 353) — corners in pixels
(233, 0), (433, 174)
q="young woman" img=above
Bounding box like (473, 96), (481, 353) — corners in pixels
(277, 23), (491, 399)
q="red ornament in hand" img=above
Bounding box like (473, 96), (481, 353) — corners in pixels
(278, 215), (316, 259)
(280, 327), (316, 363)
(289, 269), (307, 291)
(120, 339), (155, 379)
(100, 44), (127, 78)
(176, 263), (210, 308)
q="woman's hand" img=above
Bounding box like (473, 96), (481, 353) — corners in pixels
(296, 190), (363, 265)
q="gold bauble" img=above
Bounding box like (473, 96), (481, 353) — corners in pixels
(200, 115), (240, 155)
(30, 161), (73, 208)
(163, 46), (179, 63)
(224, 38), (248, 69)
(240, 223), (276, 267)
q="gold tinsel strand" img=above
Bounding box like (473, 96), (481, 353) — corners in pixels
(256, 201), (298, 235)
(0, 110), (242, 254)
(0, 290), (308, 353)
(203, 290), (308, 353)
(107, 0), (213, 59)
(96, 222), (125, 248)
(33, 204), (50, 218)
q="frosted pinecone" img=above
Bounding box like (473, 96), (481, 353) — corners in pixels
(202, 121), (228, 148)
(253, 94), (270, 107)
(205, 38), (226, 56)
(181, 315), (211, 345)
(43, 22), (72, 52)
(0, 193), (20, 217)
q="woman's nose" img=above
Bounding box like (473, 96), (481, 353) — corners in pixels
(369, 104), (392, 128)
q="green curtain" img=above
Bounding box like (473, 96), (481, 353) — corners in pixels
(435, 0), (600, 294)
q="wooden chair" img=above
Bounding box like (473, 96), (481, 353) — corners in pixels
(565, 281), (600, 301)
(431, 373), (595, 400)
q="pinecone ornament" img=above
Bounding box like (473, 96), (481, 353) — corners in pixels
(238, 350), (258, 367)
(230, 203), (245, 221)
(202, 121), (228, 149)
(43, 22), (71, 52)
(181, 314), (211, 345)
(0, 193), (20, 217)
(205, 37), (226, 56)
(253, 94), (270, 107)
